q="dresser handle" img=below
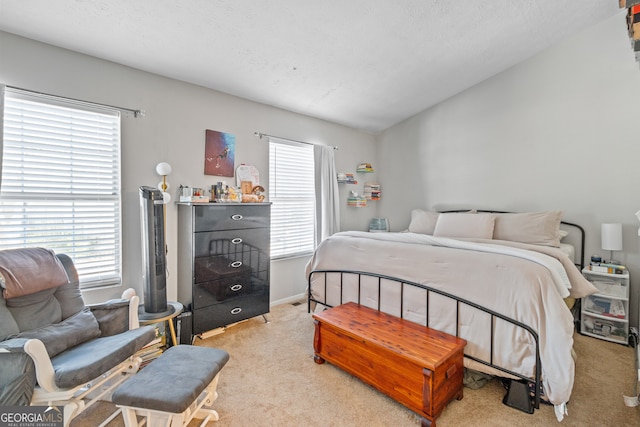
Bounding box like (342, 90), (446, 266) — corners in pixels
(230, 261), (243, 268)
(231, 214), (243, 221)
(231, 238), (243, 244)
(230, 284), (243, 292)
(231, 307), (242, 315)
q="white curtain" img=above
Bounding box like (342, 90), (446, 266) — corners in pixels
(314, 145), (340, 245)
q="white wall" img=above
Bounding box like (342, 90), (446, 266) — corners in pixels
(0, 31), (377, 306)
(6, 12), (637, 328)
(377, 12), (640, 330)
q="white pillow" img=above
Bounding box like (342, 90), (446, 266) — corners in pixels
(408, 209), (440, 235)
(493, 211), (563, 247)
(433, 213), (496, 239)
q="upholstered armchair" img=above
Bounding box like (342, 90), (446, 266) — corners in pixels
(0, 248), (156, 426)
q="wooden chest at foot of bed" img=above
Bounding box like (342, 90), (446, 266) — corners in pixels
(313, 302), (467, 427)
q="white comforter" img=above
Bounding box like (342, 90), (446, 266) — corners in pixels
(306, 231), (597, 417)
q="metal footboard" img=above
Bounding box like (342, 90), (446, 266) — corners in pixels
(308, 269), (542, 410)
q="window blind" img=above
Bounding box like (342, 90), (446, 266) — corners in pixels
(268, 138), (315, 259)
(0, 87), (122, 288)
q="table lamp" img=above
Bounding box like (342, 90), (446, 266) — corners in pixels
(601, 223), (622, 264)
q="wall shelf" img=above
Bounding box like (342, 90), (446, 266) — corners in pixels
(356, 162), (374, 173)
(347, 196), (367, 207)
(337, 173), (357, 184)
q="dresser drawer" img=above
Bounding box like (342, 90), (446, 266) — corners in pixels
(193, 294), (270, 333)
(194, 228), (269, 257)
(194, 204), (270, 232)
(194, 254), (252, 283)
(193, 274), (253, 309)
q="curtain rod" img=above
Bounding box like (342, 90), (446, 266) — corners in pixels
(254, 132), (338, 150)
(5, 85), (145, 118)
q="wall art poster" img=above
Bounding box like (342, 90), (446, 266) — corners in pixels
(204, 129), (235, 177)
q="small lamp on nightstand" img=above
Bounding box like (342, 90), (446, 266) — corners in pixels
(601, 223), (623, 264)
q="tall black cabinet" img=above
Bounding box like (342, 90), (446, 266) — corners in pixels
(177, 203), (270, 336)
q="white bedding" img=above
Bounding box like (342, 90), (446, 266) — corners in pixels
(306, 231), (597, 417)
(559, 243), (575, 263)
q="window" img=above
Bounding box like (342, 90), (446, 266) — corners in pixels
(0, 86), (122, 288)
(268, 138), (315, 259)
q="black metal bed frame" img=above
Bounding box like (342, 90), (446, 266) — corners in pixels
(307, 215), (585, 413)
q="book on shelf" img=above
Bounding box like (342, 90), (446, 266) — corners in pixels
(363, 182), (381, 201)
(347, 196), (367, 207)
(135, 327), (166, 367)
(356, 162), (374, 173)
(337, 173), (357, 184)
(588, 263), (627, 275)
(136, 341), (164, 367)
(137, 345), (164, 360)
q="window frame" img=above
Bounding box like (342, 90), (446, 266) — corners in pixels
(268, 137), (316, 259)
(0, 86), (123, 289)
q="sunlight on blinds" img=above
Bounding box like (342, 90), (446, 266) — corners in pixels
(0, 88), (122, 288)
(268, 138), (315, 258)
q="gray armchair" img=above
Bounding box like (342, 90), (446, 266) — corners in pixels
(0, 248), (156, 426)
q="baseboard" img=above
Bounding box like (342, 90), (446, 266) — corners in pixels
(636, 336), (640, 384)
(624, 326), (640, 407)
(271, 293), (306, 307)
(631, 327), (639, 383)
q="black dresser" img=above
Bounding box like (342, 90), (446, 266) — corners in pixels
(177, 203), (270, 336)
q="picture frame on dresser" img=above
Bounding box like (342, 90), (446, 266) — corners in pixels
(177, 202), (271, 341)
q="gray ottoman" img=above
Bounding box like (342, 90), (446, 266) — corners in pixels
(112, 345), (229, 427)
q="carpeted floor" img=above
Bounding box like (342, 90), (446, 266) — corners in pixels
(72, 301), (639, 426)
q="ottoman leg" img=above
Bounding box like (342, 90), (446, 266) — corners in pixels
(194, 373), (222, 421)
(120, 407), (138, 427)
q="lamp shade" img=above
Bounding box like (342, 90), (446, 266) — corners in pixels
(601, 223), (623, 251)
(155, 162), (172, 176)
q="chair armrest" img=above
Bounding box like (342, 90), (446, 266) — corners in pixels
(24, 339), (58, 393)
(128, 295), (140, 329)
(0, 338), (38, 404)
(0, 338), (57, 394)
(0, 337), (29, 353)
(88, 295), (141, 336)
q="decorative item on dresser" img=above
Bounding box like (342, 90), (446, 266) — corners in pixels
(177, 203), (271, 340)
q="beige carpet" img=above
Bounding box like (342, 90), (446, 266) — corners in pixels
(73, 301), (640, 426)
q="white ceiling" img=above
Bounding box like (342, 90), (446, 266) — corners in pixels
(0, 0), (622, 132)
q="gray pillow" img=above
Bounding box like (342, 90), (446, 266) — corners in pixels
(8, 308), (101, 358)
(0, 293), (19, 341)
(53, 254), (85, 320)
(7, 287), (62, 331)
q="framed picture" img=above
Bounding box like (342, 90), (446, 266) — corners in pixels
(204, 129), (235, 177)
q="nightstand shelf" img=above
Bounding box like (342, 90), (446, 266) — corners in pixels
(580, 267), (629, 344)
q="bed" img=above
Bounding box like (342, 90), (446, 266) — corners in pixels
(306, 210), (598, 421)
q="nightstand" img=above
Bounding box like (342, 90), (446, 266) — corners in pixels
(139, 301), (183, 347)
(580, 267), (629, 344)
